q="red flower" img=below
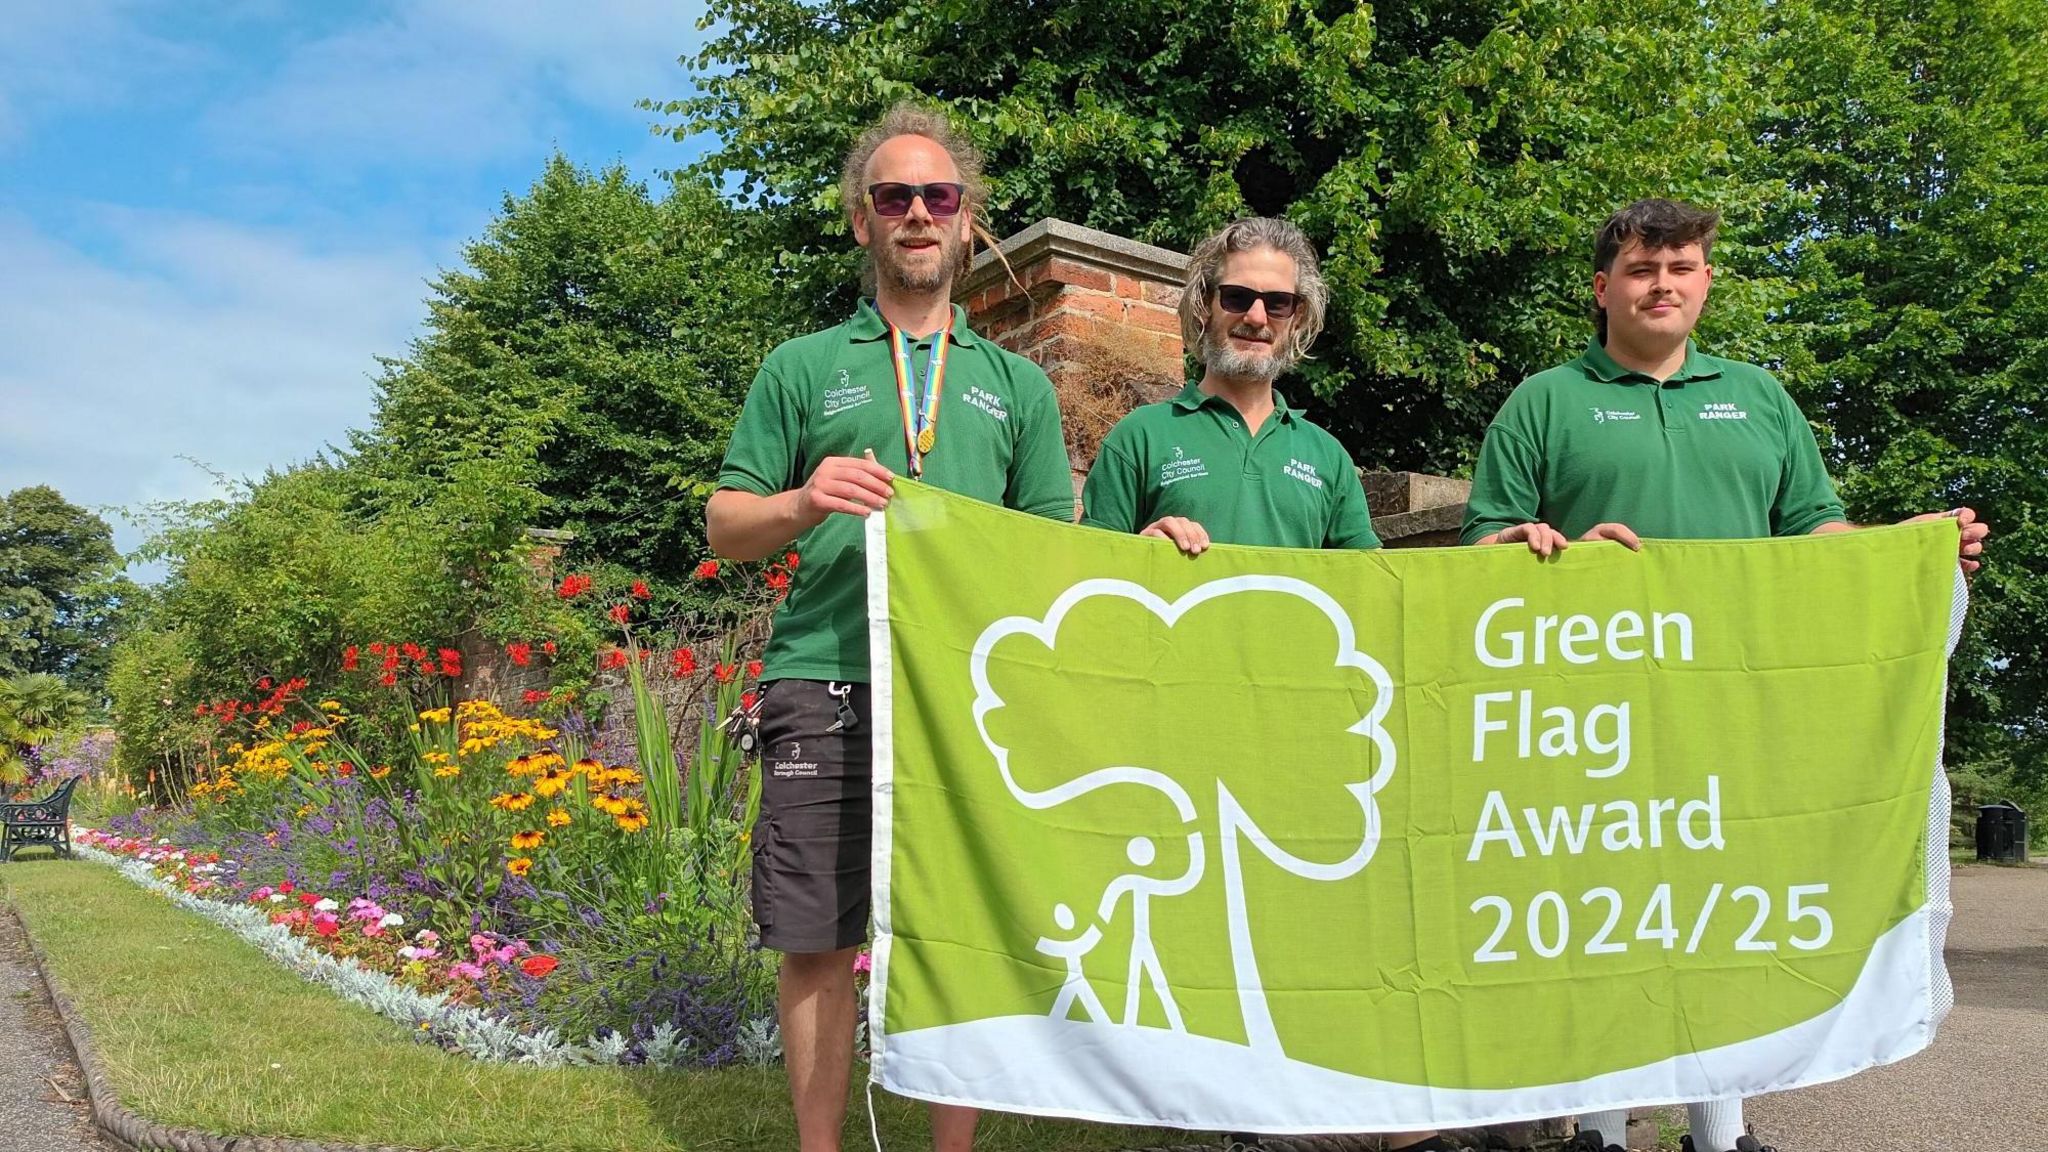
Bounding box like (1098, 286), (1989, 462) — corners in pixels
(298, 891), (320, 906)
(714, 662), (737, 684)
(380, 650), (401, 673)
(438, 648), (463, 677)
(670, 648), (697, 677)
(741, 690), (758, 711)
(312, 919), (339, 938)
(542, 640), (557, 656)
(519, 954), (560, 979)
(521, 689), (551, 705)
(784, 551), (800, 570)
(557, 573), (592, 599)
(630, 580), (651, 601)
(290, 720), (312, 735)
(402, 642), (426, 662)
(367, 642), (386, 656)
(766, 570), (791, 595)
(278, 881), (294, 894)
(600, 649), (629, 670)
(507, 642), (532, 667)
(337, 762), (355, 777)
(341, 645), (359, 671)
(745, 659), (763, 679)
(693, 560), (720, 580)
(193, 704), (208, 717)
(379, 671), (398, 687)
(257, 676), (272, 691)
(608, 604), (631, 624)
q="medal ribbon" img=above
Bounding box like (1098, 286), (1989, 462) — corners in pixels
(888, 311), (951, 477)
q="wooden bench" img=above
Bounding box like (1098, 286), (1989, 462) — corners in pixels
(1, 775), (81, 862)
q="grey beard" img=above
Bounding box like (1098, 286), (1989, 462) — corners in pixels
(1204, 329), (1291, 381)
(877, 237), (963, 294)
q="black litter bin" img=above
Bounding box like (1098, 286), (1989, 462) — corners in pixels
(1975, 801), (2028, 864)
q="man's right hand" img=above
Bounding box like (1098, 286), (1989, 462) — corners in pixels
(797, 455), (897, 526)
(1140, 516), (1211, 556)
(1487, 521), (1571, 557)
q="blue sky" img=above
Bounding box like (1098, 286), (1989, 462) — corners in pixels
(0, 1), (713, 561)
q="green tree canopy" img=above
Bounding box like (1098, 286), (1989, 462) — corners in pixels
(355, 156), (798, 589)
(0, 485), (132, 695)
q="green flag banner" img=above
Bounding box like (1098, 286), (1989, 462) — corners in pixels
(864, 481), (1962, 1133)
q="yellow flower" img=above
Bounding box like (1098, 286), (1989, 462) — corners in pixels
(572, 757), (603, 777)
(546, 808), (572, 828)
(527, 751), (565, 771)
(370, 764), (391, 780)
(433, 764), (462, 778)
(506, 856), (533, 877)
(318, 700), (342, 711)
(490, 791), (537, 812)
(510, 829), (545, 850)
(602, 765), (644, 787)
(296, 803), (317, 819)
(532, 769), (571, 798)
(418, 707), (453, 724)
(614, 810), (649, 833)
(422, 750), (451, 766)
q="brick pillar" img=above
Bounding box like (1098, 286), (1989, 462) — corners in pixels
(958, 219), (1189, 494)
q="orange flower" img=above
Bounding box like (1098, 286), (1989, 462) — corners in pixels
(557, 574), (592, 599)
(615, 810), (650, 833)
(489, 792), (537, 812)
(546, 807), (572, 828)
(630, 580), (651, 600)
(599, 649), (629, 670)
(506, 857), (533, 877)
(510, 830), (545, 850)
(693, 560), (720, 580)
(608, 603), (631, 624)
(520, 954), (559, 979)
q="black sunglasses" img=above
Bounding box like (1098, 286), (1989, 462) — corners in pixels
(865, 181), (966, 218)
(1216, 284), (1302, 319)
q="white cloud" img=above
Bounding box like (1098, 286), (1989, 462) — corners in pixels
(0, 0), (207, 151)
(0, 210), (429, 554)
(203, 0), (704, 166)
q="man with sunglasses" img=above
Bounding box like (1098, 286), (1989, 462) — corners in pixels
(1082, 218), (1449, 1152)
(1463, 198), (1988, 1152)
(707, 102), (1074, 1152)
(1081, 217), (1385, 559)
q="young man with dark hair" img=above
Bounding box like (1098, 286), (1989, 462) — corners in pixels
(1463, 198), (1987, 1152)
(707, 101), (1075, 1152)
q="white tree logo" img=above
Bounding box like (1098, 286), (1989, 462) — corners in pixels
(970, 576), (1397, 1055)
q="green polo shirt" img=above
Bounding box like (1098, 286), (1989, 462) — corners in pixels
(716, 300), (1074, 683)
(1461, 339), (1846, 544)
(1081, 382), (1380, 549)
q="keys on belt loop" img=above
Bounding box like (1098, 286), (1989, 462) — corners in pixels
(824, 681), (860, 734)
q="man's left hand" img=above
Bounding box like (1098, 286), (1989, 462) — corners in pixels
(1905, 506), (1990, 573)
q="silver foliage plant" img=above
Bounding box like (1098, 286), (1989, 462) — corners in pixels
(80, 844), (613, 1066)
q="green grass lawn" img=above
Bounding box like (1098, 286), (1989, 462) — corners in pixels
(3, 857), (1194, 1152)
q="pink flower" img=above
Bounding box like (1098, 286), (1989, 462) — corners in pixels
(311, 913), (340, 937)
(853, 951), (872, 974)
(447, 961), (487, 981)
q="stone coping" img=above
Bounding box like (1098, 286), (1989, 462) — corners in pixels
(959, 217), (1189, 302)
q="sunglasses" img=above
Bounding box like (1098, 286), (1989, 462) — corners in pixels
(1216, 284), (1302, 319)
(865, 181), (967, 218)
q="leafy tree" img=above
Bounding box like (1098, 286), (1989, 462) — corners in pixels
(1754, 0), (2048, 813)
(663, 0), (1794, 469)
(356, 157), (798, 593)
(0, 485), (133, 695)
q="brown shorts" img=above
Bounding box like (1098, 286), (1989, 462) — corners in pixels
(750, 679), (872, 954)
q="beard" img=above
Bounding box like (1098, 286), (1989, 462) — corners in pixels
(874, 227), (967, 293)
(1203, 320), (1291, 382)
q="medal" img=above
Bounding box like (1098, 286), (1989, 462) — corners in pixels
(887, 308), (952, 476)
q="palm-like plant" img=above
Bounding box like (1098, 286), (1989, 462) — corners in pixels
(0, 674), (86, 787)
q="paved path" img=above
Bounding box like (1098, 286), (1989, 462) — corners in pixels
(0, 897), (114, 1152)
(1747, 863), (2048, 1150)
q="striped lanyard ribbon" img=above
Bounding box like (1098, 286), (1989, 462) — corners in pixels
(888, 313), (951, 477)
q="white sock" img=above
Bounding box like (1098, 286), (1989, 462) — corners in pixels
(1688, 1098), (1745, 1151)
(1575, 1110), (1631, 1146)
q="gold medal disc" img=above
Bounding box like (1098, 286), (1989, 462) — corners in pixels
(916, 426), (936, 454)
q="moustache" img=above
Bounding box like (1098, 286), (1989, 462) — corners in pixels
(1229, 323), (1276, 343)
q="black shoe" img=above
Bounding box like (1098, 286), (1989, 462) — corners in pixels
(1564, 1130), (1624, 1152)
(1681, 1136), (1779, 1152)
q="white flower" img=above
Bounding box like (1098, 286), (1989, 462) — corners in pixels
(313, 898), (339, 912)
(267, 893), (286, 903)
